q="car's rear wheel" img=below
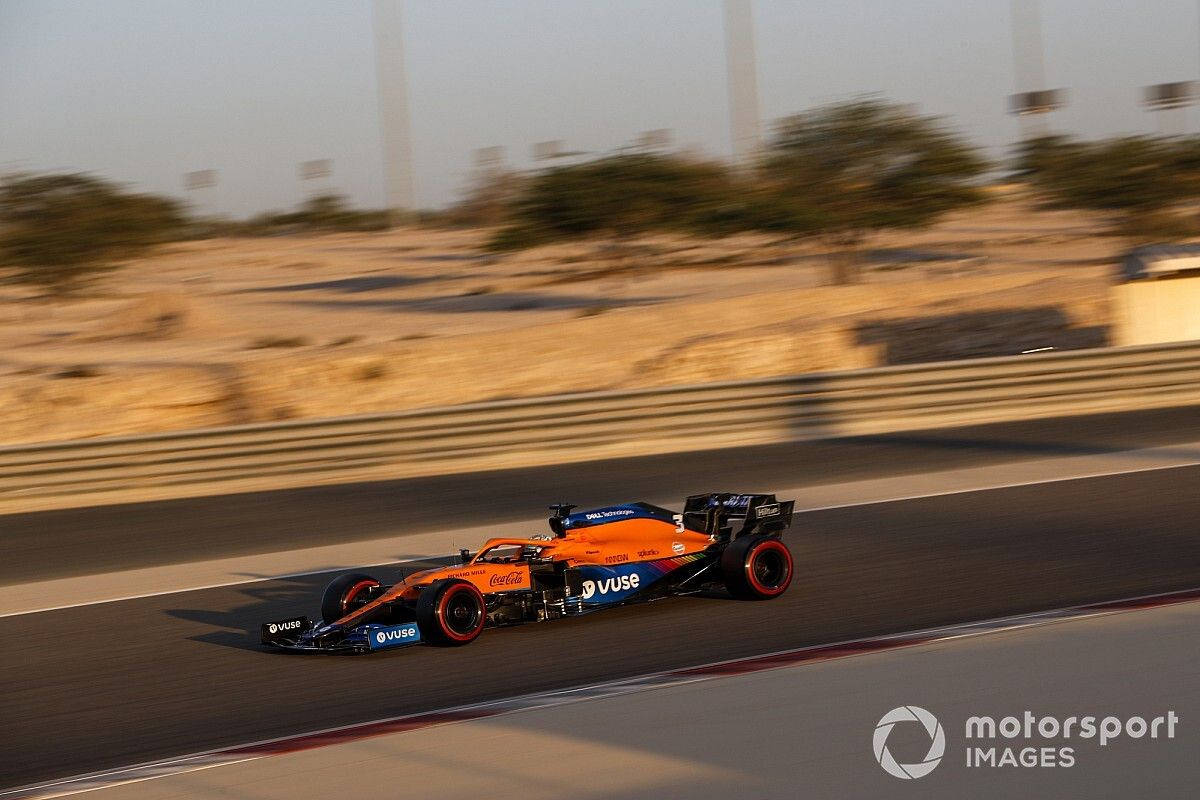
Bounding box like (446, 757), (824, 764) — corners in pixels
(721, 535), (793, 600)
(416, 578), (486, 646)
(321, 572), (381, 623)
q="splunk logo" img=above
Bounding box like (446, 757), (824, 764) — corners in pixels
(580, 573), (641, 599)
(873, 706), (946, 780)
(368, 623), (421, 649)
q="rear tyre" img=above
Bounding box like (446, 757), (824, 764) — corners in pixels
(321, 572), (381, 623)
(416, 578), (486, 646)
(721, 535), (793, 600)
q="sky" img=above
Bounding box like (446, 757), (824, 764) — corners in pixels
(3, 0), (1200, 216)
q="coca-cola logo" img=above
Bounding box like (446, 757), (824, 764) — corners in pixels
(488, 572), (525, 587)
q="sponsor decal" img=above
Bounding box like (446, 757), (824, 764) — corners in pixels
(605, 554), (629, 564)
(584, 509), (635, 520)
(367, 623), (421, 650)
(672, 542), (686, 555)
(488, 571), (526, 588)
(580, 573), (641, 599)
(636, 548), (660, 558)
(266, 619), (303, 636)
(756, 503), (781, 518)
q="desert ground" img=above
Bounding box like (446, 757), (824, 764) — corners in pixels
(0, 189), (1121, 445)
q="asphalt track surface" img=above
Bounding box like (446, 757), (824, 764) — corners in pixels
(3, 454), (1200, 789)
(3, 405), (1200, 585)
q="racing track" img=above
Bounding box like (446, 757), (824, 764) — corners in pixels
(3, 458), (1200, 790)
(4, 405), (1200, 585)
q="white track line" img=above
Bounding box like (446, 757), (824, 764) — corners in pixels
(0, 554), (444, 620)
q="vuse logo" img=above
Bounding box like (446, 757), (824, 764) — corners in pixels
(580, 573), (640, 599)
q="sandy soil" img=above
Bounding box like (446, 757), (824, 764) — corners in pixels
(0, 190), (1123, 445)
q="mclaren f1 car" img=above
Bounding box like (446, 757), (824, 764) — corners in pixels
(260, 492), (795, 653)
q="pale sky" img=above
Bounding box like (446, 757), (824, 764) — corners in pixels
(3, 1), (1199, 216)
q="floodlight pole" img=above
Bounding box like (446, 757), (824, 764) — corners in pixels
(1007, 0), (1067, 140)
(724, 0), (760, 167)
(373, 0), (415, 219)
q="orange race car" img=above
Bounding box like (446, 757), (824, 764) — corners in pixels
(260, 492), (795, 653)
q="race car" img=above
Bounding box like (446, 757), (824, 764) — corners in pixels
(260, 492), (795, 653)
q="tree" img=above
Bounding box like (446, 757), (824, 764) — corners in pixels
(248, 193), (391, 233)
(486, 153), (748, 252)
(759, 99), (989, 283)
(1017, 134), (1200, 242)
(0, 173), (186, 295)
(444, 165), (529, 229)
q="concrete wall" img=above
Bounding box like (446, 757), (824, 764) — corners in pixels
(1112, 276), (1200, 346)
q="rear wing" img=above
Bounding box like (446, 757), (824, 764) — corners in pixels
(683, 493), (795, 539)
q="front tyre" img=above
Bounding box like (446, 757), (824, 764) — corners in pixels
(321, 572), (381, 623)
(416, 578), (486, 646)
(721, 535), (793, 600)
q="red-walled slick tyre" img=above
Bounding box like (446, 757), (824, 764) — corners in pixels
(417, 578), (487, 646)
(721, 535), (793, 600)
(321, 572), (381, 623)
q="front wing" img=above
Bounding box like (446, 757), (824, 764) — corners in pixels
(260, 616), (423, 654)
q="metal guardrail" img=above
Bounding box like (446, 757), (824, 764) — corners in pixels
(2, 340), (1199, 504)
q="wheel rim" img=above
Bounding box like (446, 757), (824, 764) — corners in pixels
(747, 541), (791, 594)
(441, 588), (483, 637)
(342, 580), (378, 614)
(753, 550), (785, 587)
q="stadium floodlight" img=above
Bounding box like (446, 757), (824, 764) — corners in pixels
(298, 160), (332, 181)
(532, 140), (565, 161)
(1142, 82), (1197, 136)
(1007, 88), (1068, 116)
(475, 146), (505, 167)
(635, 129), (673, 152)
(183, 170), (218, 190)
(1143, 81), (1198, 110)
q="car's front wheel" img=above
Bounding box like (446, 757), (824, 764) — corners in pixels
(321, 572), (381, 623)
(416, 578), (487, 646)
(721, 535), (793, 600)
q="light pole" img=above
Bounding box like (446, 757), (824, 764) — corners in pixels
(373, 0), (414, 218)
(1007, 0), (1066, 139)
(723, 0), (760, 167)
